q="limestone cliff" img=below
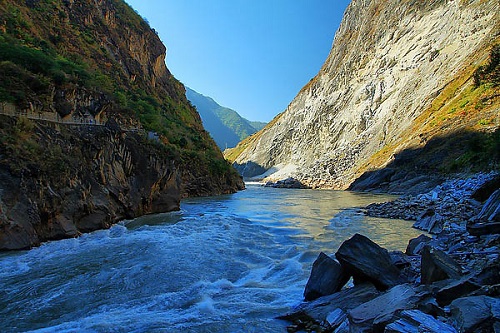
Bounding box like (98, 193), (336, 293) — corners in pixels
(227, 0), (499, 191)
(0, 0), (243, 250)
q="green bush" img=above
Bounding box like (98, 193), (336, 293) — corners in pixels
(474, 44), (500, 87)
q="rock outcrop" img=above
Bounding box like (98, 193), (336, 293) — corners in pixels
(0, 116), (181, 250)
(282, 174), (500, 332)
(226, 0), (499, 190)
(0, 0), (244, 250)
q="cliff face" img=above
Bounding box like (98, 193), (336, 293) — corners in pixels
(228, 0), (499, 190)
(0, 0), (243, 250)
(0, 116), (180, 249)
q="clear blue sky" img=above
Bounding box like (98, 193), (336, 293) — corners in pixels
(124, 0), (351, 122)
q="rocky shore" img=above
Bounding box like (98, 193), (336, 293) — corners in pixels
(281, 172), (500, 332)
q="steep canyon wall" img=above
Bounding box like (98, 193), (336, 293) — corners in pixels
(228, 0), (499, 191)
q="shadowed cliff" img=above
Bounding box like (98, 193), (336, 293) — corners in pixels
(349, 129), (500, 194)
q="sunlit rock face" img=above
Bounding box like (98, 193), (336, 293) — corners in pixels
(229, 0), (499, 189)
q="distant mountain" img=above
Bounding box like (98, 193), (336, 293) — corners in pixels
(186, 87), (266, 149)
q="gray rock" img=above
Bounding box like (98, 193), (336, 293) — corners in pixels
(421, 245), (463, 284)
(304, 252), (349, 301)
(467, 222), (500, 236)
(280, 283), (380, 327)
(413, 209), (444, 234)
(385, 310), (458, 333)
(348, 284), (429, 332)
(406, 234), (432, 256)
(476, 189), (500, 222)
(435, 276), (481, 306)
(335, 233), (402, 290)
(325, 308), (348, 330)
(449, 295), (500, 332)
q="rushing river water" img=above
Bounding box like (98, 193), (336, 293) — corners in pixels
(0, 184), (423, 332)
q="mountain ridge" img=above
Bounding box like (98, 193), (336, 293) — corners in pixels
(0, 0), (243, 250)
(226, 0), (499, 192)
(185, 87), (266, 149)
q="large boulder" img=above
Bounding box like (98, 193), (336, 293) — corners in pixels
(476, 189), (500, 222)
(467, 189), (500, 236)
(449, 296), (500, 332)
(348, 284), (429, 332)
(421, 245), (463, 284)
(280, 283), (380, 330)
(304, 252), (349, 301)
(335, 233), (402, 290)
(385, 310), (458, 333)
(406, 234), (432, 256)
(435, 276), (482, 306)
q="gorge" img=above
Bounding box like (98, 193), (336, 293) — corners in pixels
(0, 0), (499, 332)
(0, 0), (243, 250)
(226, 0), (499, 192)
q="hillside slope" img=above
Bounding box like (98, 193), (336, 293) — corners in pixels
(186, 87), (265, 149)
(0, 0), (243, 250)
(227, 0), (499, 192)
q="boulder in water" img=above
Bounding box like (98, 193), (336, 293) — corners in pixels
(303, 252), (349, 301)
(335, 233), (402, 290)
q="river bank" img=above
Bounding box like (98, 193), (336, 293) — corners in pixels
(282, 172), (500, 332)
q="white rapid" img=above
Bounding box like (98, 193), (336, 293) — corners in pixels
(0, 185), (423, 332)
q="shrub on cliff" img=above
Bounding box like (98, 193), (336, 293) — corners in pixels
(474, 44), (500, 87)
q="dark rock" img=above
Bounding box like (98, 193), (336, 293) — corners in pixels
(105, 118), (122, 132)
(472, 259), (500, 286)
(385, 309), (458, 333)
(389, 251), (411, 268)
(418, 296), (448, 318)
(335, 233), (402, 290)
(347, 168), (396, 192)
(421, 245), (463, 284)
(413, 209), (444, 234)
(304, 252), (349, 301)
(476, 189), (500, 222)
(471, 175), (500, 202)
(279, 283), (380, 327)
(406, 234), (432, 256)
(467, 222), (500, 236)
(348, 284), (429, 332)
(435, 276), (481, 306)
(265, 177), (310, 189)
(449, 296), (500, 333)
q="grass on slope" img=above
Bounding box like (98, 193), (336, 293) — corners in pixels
(360, 41), (499, 176)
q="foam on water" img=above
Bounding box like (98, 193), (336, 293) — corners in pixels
(1, 185), (423, 332)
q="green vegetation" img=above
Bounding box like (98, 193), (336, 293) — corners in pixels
(0, 34), (113, 107)
(360, 41), (500, 176)
(0, 117), (74, 178)
(474, 44), (500, 87)
(0, 0), (239, 190)
(442, 129), (500, 173)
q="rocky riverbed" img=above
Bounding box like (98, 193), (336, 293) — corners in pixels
(281, 172), (500, 332)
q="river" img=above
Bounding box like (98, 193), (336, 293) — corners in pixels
(0, 184), (423, 332)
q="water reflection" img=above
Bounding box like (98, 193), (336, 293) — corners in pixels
(0, 184), (424, 333)
(195, 184), (421, 253)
